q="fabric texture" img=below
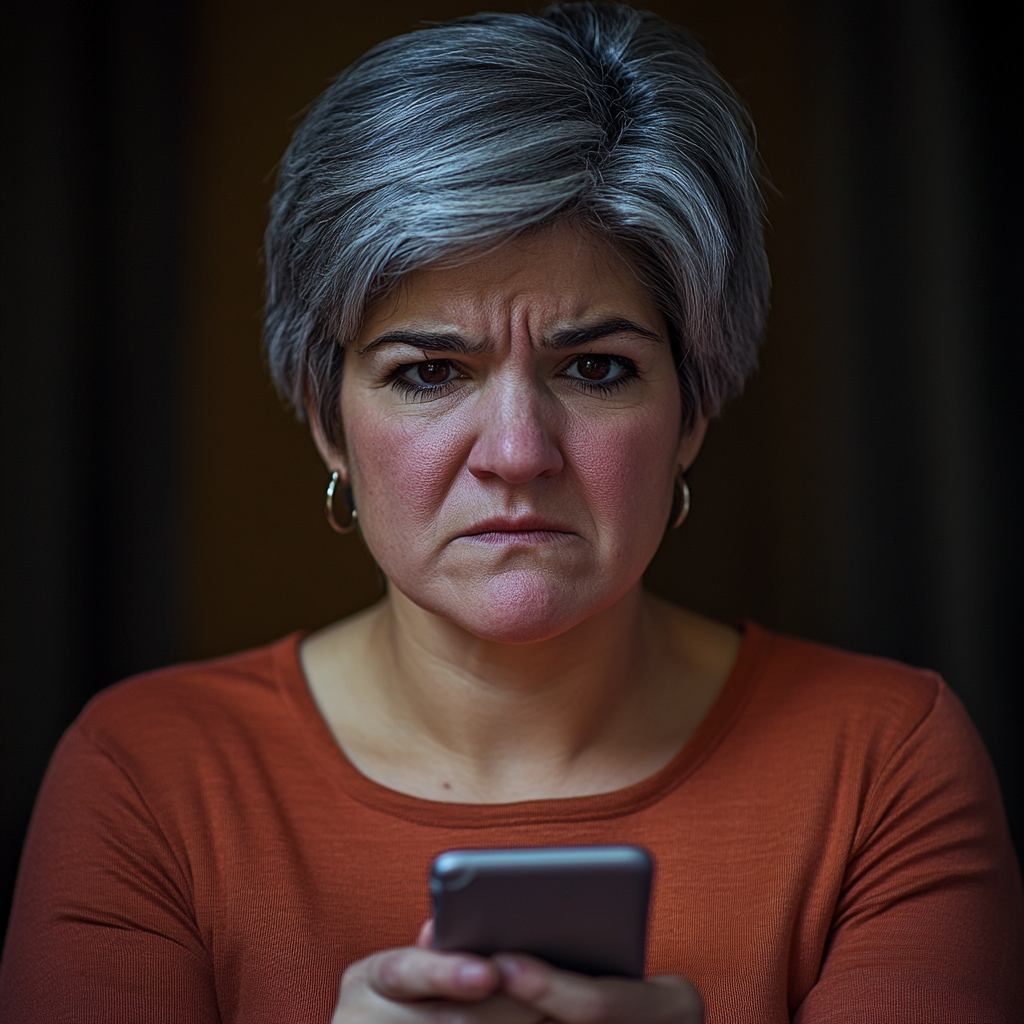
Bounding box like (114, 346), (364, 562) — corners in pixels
(2, 623), (1022, 1023)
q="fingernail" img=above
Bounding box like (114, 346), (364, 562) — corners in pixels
(457, 961), (491, 987)
(494, 954), (524, 981)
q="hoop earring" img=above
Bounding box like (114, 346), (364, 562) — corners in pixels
(325, 470), (358, 534)
(671, 468), (691, 529)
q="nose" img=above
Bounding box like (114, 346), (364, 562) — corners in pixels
(466, 375), (564, 484)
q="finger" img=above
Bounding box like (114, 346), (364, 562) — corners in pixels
(336, 990), (542, 1024)
(417, 918), (435, 949)
(364, 946), (501, 1002)
(494, 954), (703, 1024)
(428, 994), (548, 1024)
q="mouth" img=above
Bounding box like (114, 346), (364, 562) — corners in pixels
(457, 516), (576, 546)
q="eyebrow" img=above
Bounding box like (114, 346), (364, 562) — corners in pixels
(546, 318), (664, 349)
(357, 317), (664, 355)
(357, 331), (478, 356)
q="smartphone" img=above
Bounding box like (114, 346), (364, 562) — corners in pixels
(429, 845), (652, 978)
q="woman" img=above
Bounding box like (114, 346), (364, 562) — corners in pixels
(2, 4), (1022, 1022)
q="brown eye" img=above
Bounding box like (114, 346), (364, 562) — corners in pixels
(577, 355), (612, 380)
(416, 361), (451, 384)
(562, 353), (635, 390)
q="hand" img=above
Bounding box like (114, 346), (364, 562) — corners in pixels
(331, 921), (703, 1024)
(495, 952), (703, 1024)
(331, 922), (545, 1023)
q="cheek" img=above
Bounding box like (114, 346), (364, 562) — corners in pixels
(565, 407), (680, 535)
(342, 400), (465, 556)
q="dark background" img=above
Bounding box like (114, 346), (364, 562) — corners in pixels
(2, 0), (1021, 937)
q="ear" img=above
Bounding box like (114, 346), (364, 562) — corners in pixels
(308, 407), (349, 481)
(676, 416), (709, 473)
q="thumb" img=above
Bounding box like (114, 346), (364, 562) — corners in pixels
(416, 918), (435, 949)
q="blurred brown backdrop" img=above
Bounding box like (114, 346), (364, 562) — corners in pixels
(3, 0), (1021, 934)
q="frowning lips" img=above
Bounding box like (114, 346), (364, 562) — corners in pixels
(457, 516), (576, 544)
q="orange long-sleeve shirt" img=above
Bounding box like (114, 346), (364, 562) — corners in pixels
(2, 623), (1022, 1022)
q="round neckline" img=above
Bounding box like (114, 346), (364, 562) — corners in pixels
(273, 621), (773, 828)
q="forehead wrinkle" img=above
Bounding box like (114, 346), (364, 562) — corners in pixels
(357, 230), (666, 357)
(357, 312), (666, 358)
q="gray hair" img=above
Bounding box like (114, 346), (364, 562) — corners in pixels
(264, 2), (769, 443)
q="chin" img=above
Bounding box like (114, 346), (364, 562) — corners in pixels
(434, 569), (605, 644)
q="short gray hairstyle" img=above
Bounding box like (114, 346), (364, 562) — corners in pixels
(264, 2), (769, 444)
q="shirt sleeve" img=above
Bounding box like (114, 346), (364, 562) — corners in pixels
(794, 680), (1024, 1024)
(0, 719), (220, 1024)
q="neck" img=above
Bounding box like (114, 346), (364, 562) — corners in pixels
(375, 582), (658, 761)
(302, 586), (737, 802)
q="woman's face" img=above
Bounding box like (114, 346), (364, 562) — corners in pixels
(331, 223), (705, 643)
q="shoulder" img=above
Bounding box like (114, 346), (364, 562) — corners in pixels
(745, 622), (945, 739)
(724, 624), (993, 805)
(726, 628), (1017, 895)
(70, 633), (306, 764)
(757, 633), (1024, 1017)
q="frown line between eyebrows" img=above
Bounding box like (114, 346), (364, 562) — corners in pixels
(356, 318), (665, 357)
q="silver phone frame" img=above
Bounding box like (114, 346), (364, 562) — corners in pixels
(430, 845), (653, 978)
